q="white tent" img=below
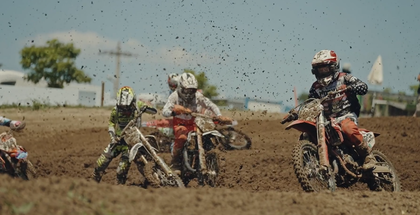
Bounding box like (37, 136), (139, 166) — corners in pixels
(367, 55), (383, 85)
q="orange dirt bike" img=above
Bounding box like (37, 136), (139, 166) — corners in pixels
(143, 118), (251, 153)
(180, 112), (232, 187)
(0, 131), (37, 180)
(281, 87), (401, 192)
(121, 106), (184, 188)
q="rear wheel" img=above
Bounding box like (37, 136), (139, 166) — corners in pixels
(367, 150), (401, 192)
(16, 160), (37, 180)
(292, 140), (336, 192)
(218, 128), (252, 150)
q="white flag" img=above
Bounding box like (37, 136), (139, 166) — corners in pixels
(367, 55), (383, 85)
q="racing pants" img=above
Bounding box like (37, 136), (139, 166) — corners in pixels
(93, 139), (131, 184)
(335, 112), (363, 146)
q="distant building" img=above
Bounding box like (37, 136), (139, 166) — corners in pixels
(0, 69), (113, 107)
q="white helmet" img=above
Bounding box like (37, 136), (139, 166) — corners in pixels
(177, 73), (198, 102)
(116, 86), (136, 109)
(167, 73), (180, 92)
(311, 50), (340, 86)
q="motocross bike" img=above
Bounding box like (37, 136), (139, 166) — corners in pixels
(180, 112), (231, 187)
(143, 118), (251, 152)
(121, 106), (184, 188)
(281, 87), (401, 192)
(0, 131), (37, 180)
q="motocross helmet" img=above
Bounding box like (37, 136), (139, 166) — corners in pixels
(311, 50), (340, 86)
(116, 86), (136, 110)
(177, 72), (198, 103)
(167, 73), (180, 93)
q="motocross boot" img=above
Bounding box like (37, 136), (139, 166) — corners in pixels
(116, 174), (127, 185)
(170, 148), (183, 175)
(356, 142), (376, 170)
(91, 170), (103, 183)
(10, 120), (26, 131)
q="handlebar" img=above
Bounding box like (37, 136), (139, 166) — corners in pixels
(189, 112), (235, 126)
(281, 86), (351, 124)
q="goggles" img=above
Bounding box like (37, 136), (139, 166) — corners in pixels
(168, 82), (177, 91)
(181, 87), (197, 95)
(313, 65), (333, 78)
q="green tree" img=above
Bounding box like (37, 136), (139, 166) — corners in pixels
(409, 84), (419, 96)
(20, 39), (91, 88)
(298, 92), (309, 103)
(183, 69), (219, 99)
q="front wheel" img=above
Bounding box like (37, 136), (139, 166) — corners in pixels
(292, 140), (336, 192)
(198, 150), (220, 187)
(144, 161), (185, 188)
(367, 150), (401, 192)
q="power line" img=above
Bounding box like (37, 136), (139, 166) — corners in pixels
(98, 41), (138, 99)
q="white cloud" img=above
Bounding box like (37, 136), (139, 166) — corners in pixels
(22, 30), (222, 66)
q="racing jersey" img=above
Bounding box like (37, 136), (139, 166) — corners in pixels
(108, 100), (148, 136)
(162, 91), (222, 125)
(308, 72), (368, 118)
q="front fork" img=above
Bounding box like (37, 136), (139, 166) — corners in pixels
(196, 129), (207, 174)
(316, 112), (330, 168)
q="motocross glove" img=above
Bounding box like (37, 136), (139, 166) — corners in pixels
(347, 83), (368, 95)
(217, 116), (232, 123)
(172, 105), (192, 115)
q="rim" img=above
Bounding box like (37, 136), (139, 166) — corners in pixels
(372, 153), (399, 191)
(301, 144), (333, 191)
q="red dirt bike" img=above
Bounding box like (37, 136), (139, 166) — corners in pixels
(122, 106), (184, 188)
(281, 87), (401, 192)
(143, 118), (251, 153)
(0, 131), (37, 180)
(180, 113), (231, 187)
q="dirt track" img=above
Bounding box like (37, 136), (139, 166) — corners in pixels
(1, 108), (420, 215)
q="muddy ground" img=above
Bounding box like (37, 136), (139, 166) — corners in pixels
(1, 108), (420, 215)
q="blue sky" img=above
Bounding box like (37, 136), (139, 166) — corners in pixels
(1, 0), (419, 107)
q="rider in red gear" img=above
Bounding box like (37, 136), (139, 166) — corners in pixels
(309, 50), (374, 170)
(162, 73), (229, 174)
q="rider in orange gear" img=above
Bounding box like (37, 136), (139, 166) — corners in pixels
(161, 73), (230, 174)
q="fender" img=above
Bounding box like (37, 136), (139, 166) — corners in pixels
(129, 142), (145, 163)
(285, 120), (317, 136)
(203, 130), (224, 138)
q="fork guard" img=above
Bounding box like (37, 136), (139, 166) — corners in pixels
(128, 142), (145, 163)
(183, 149), (196, 173)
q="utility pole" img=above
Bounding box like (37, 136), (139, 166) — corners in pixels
(99, 42), (137, 99)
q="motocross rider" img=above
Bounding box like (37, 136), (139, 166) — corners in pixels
(92, 86), (151, 184)
(309, 50), (375, 170)
(162, 72), (231, 174)
(0, 116), (26, 157)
